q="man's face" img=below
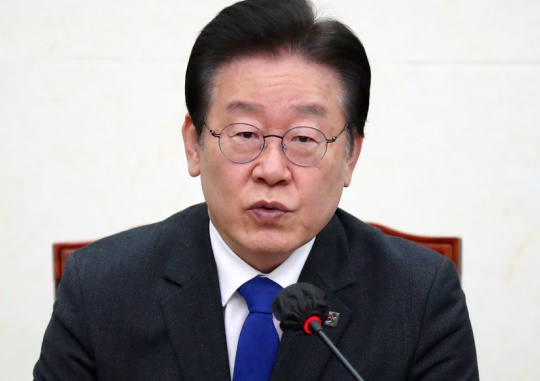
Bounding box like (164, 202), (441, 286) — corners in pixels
(183, 54), (362, 272)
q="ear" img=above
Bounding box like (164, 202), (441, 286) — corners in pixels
(343, 134), (363, 188)
(181, 113), (201, 177)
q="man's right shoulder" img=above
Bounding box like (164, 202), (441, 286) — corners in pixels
(64, 203), (209, 281)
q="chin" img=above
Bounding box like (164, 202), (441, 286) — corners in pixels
(250, 236), (303, 256)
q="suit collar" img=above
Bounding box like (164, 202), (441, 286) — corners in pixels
(159, 205), (355, 292)
(159, 204), (231, 380)
(272, 212), (358, 380)
(299, 212), (356, 291)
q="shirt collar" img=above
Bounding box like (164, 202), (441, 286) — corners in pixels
(209, 221), (314, 307)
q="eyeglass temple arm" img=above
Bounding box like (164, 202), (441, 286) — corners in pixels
(203, 122), (221, 137)
(326, 124), (349, 143)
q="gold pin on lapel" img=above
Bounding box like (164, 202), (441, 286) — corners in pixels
(323, 311), (340, 327)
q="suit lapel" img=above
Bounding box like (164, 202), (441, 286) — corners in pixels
(155, 206), (362, 380)
(271, 215), (359, 380)
(159, 205), (230, 381)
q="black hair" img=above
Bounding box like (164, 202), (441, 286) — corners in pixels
(185, 0), (370, 139)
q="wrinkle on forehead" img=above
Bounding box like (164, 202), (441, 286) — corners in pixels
(206, 54), (351, 144)
(211, 53), (346, 108)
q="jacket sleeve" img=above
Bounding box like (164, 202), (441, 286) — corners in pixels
(409, 258), (479, 380)
(33, 252), (97, 380)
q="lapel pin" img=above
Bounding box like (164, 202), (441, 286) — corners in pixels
(324, 311), (340, 327)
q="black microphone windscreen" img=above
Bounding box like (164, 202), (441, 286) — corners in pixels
(272, 282), (328, 335)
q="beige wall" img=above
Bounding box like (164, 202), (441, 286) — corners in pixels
(1, 1), (539, 379)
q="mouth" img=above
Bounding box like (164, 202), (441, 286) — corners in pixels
(249, 201), (290, 222)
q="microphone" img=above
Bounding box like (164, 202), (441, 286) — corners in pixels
(272, 283), (365, 381)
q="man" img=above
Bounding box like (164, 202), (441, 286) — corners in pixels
(34, 0), (479, 380)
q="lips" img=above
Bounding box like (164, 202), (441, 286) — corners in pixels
(249, 201), (290, 222)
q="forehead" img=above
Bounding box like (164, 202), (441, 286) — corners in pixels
(208, 54), (345, 122)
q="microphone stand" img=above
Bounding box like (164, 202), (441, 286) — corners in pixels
(308, 320), (365, 381)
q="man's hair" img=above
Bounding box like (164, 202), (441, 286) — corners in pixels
(185, 0), (371, 139)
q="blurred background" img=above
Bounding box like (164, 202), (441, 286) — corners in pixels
(1, 0), (539, 379)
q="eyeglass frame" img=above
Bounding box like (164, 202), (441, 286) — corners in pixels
(202, 116), (349, 167)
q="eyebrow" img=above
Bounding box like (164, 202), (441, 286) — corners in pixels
(290, 104), (327, 118)
(225, 102), (327, 118)
(225, 101), (263, 114)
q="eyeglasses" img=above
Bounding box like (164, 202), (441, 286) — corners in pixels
(203, 119), (348, 167)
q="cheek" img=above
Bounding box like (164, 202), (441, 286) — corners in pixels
(199, 151), (227, 202)
(297, 168), (345, 212)
(199, 153), (248, 204)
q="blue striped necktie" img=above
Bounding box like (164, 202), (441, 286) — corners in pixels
(233, 276), (283, 381)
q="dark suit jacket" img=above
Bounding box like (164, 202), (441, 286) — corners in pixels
(34, 203), (478, 380)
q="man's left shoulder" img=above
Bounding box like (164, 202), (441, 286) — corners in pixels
(333, 208), (455, 279)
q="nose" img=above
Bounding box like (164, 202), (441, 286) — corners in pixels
(251, 137), (292, 186)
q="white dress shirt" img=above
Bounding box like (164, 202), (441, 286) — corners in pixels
(209, 221), (314, 379)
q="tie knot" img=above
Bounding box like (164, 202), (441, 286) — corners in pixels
(238, 276), (282, 314)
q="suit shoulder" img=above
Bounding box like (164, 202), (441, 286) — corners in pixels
(334, 208), (453, 280)
(66, 203), (208, 281)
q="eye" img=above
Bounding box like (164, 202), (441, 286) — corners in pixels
(285, 127), (324, 144)
(225, 123), (261, 142)
(230, 131), (260, 142)
(293, 135), (316, 144)
(239, 131), (257, 139)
